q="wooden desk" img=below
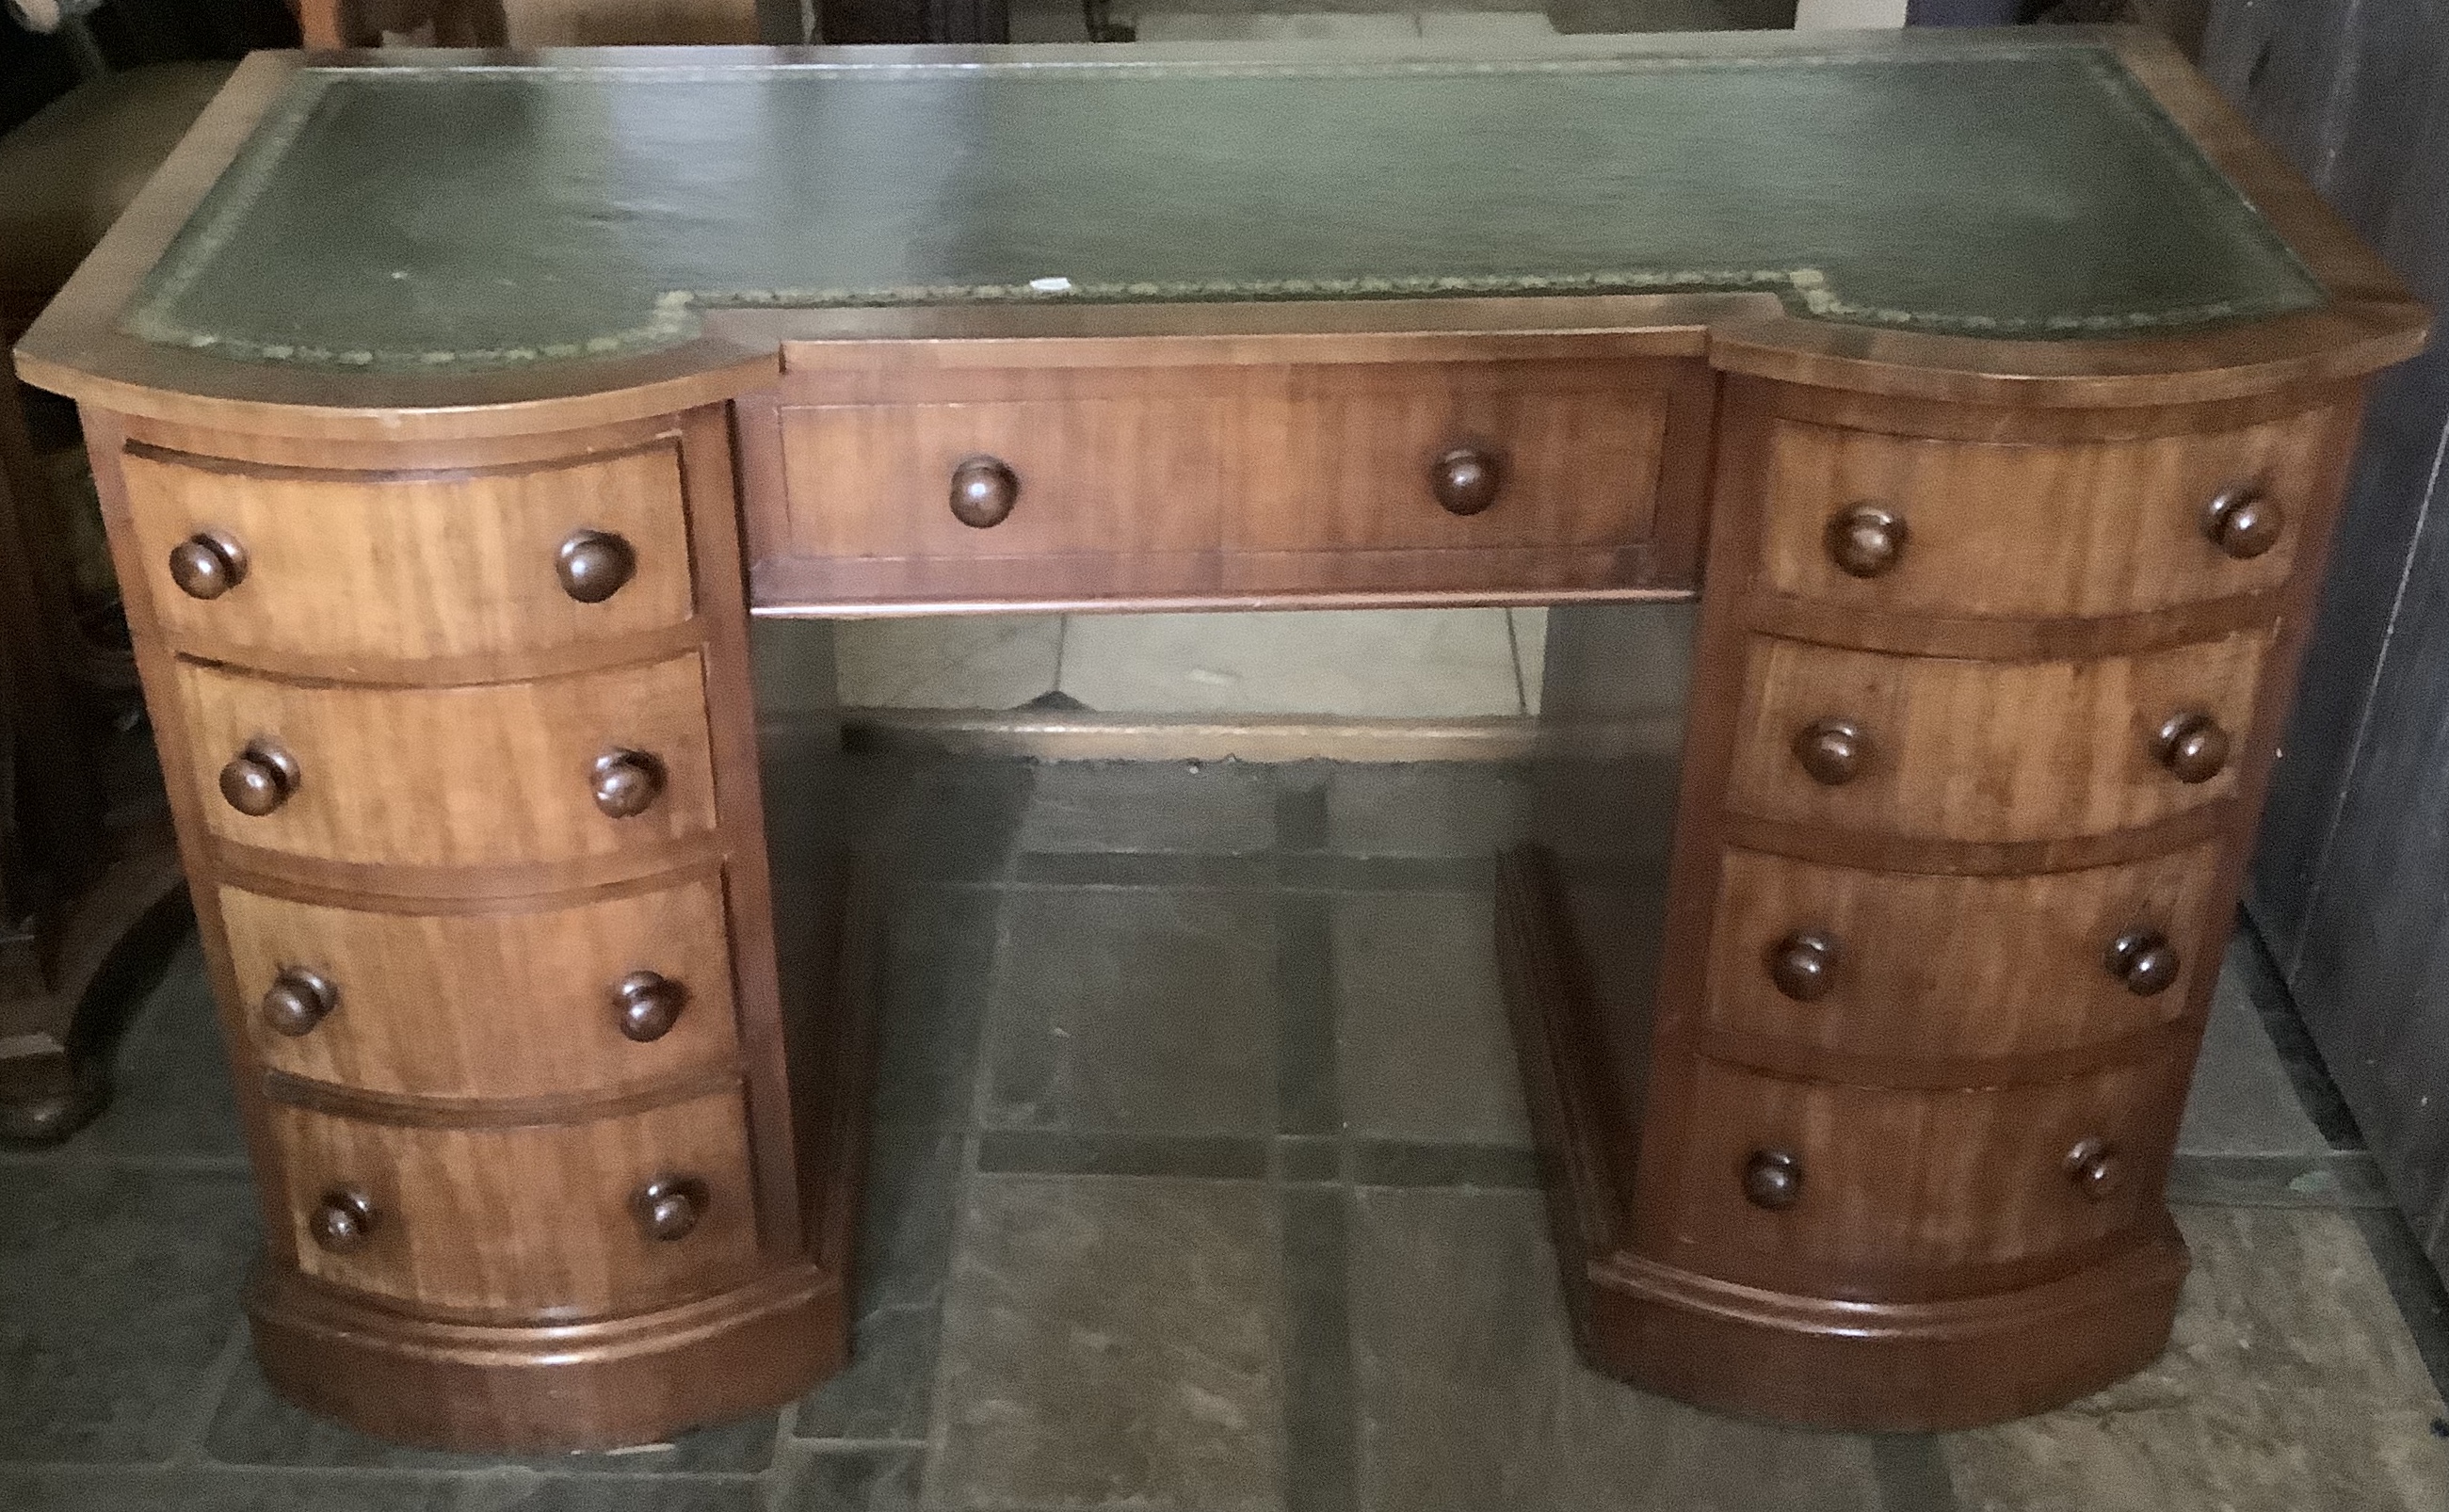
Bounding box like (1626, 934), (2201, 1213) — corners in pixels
(14, 30), (2428, 1450)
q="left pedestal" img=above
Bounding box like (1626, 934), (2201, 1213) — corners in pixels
(84, 399), (853, 1451)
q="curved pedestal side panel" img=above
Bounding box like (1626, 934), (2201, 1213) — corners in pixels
(250, 1263), (843, 1452)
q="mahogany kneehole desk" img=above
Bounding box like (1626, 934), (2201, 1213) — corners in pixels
(15, 30), (2429, 1449)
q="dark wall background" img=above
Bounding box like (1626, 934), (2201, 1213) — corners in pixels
(2205, 0), (2449, 1285)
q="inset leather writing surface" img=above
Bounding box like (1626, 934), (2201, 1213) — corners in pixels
(127, 39), (2324, 371)
(221, 877), (739, 1102)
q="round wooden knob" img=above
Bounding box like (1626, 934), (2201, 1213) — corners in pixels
(634, 1175), (708, 1241)
(615, 971), (687, 1042)
(591, 750), (665, 818)
(556, 529), (636, 603)
(218, 742), (300, 817)
(261, 966), (338, 1037)
(2065, 1139), (2123, 1201)
(1826, 506), (1907, 578)
(310, 1189), (377, 1252)
(949, 456), (1019, 529)
(1429, 446), (1504, 516)
(167, 530), (248, 600)
(2105, 929), (2181, 998)
(2203, 487), (2282, 560)
(1766, 930), (1838, 1003)
(1793, 718), (1865, 787)
(2156, 712), (2231, 784)
(1743, 1150), (1802, 1211)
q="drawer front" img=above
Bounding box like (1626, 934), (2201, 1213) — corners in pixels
(1705, 843), (2225, 1070)
(1666, 1055), (2183, 1297)
(1724, 631), (2268, 844)
(176, 654), (718, 873)
(123, 442), (698, 668)
(1240, 360), (1670, 553)
(777, 396), (1239, 559)
(1757, 409), (2337, 619)
(222, 877), (739, 1101)
(271, 1089), (762, 1318)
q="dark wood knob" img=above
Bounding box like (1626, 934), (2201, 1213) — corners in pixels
(1826, 505), (1907, 578)
(2203, 487), (2282, 560)
(634, 1175), (708, 1241)
(1766, 930), (1839, 1003)
(2105, 929), (2181, 997)
(949, 456), (1019, 529)
(615, 971), (687, 1042)
(310, 1189), (377, 1252)
(2065, 1138), (2123, 1201)
(1793, 719), (1865, 787)
(556, 529), (636, 603)
(1744, 1150), (1802, 1211)
(1429, 446), (1504, 517)
(2156, 712), (2231, 784)
(591, 750), (665, 818)
(261, 966), (338, 1037)
(218, 741), (300, 816)
(168, 530), (248, 600)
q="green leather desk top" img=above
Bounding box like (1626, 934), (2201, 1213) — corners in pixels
(122, 37), (2327, 372)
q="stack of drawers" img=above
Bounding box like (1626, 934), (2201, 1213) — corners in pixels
(95, 406), (816, 1448)
(1622, 377), (2360, 1424)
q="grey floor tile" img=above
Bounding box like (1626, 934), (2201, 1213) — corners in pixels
(1332, 893), (1530, 1147)
(867, 887), (1002, 1131)
(977, 889), (1276, 1137)
(926, 1173), (1282, 1512)
(1345, 1186), (1885, 1512)
(794, 1306), (938, 1442)
(1320, 764), (1531, 860)
(1943, 1205), (2449, 1512)
(854, 1128), (966, 1315)
(1018, 760), (1278, 856)
(0, 1464), (566, 1511)
(64, 936), (248, 1164)
(202, 1341), (778, 1471)
(0, 1165), (257, 1462)
(975, 1128), (1269, 1180)
(781, 1444), (922, 1511)
(855, 759), (1035, 884)
(1281, 1185), (1359, 1512)
(2177, 940), (2332, 1159)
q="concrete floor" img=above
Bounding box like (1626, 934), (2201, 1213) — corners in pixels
(3, 757), (2445, 1510)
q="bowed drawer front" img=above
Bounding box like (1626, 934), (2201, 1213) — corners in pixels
(121, 442), (701, 674)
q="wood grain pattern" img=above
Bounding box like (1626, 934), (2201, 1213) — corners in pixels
(1663, 1053), (2187, 1302)
(172, 653), (718, 871)
(1755, 408), (2334, 619)
(121, 441), (699, 677)
(219, 875), (739, 1102)
(1700, 843), (2224, 1074)
(1723, 630), (2269, 844)
(269, 1087), (762, 1321)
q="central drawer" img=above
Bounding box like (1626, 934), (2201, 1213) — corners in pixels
(771, 359), (1679, 564)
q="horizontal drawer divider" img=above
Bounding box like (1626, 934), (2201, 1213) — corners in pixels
(212, 854), (729, 918)
(261, 1063), (744, 1129)
(1696, 1016), (2202, 1094)
(211, 832), (729, 906)
(1718, 805), (2232, 878)
(166, 619), (708, 690)
(1745, 589), (2284, 664)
